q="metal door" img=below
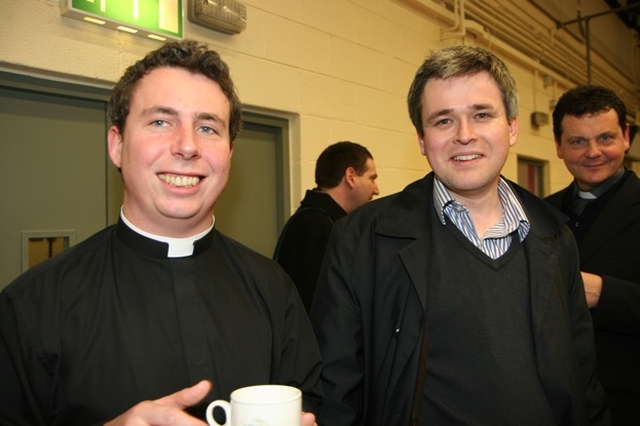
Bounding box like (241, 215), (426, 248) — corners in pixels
(0, 72), (288, 289)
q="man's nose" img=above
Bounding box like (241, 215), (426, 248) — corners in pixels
(585, 141), (601, 158)
(172, 128), (201, 159)
(455, 118), (476, 145)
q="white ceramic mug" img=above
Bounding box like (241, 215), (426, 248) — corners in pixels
(206, 384), (302, 426)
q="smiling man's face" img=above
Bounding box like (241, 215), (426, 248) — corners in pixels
(418, 71), (518, 201)
(556, 109), (629, 191)
(108, 66), (233, 237)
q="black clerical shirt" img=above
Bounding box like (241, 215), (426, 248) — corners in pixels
(565, 169), (628, 244)
(0, 219), (322, 426)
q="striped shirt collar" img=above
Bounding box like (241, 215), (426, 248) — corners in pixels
(433, 176), (530, 243)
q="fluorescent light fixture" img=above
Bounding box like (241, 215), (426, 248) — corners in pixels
(117, 26), (138, 34)
(83, 16), (106, 25)
(148, 34), (167, 41)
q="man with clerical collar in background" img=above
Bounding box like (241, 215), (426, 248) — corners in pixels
(0, 39), (322, 426)
(546, 85), (640, 425)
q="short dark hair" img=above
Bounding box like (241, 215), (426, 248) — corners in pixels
(315, 141), (373, 189)
(407, 45), (518, 136)
(107, 39), (242, 142)
(552, 85), (627, 142)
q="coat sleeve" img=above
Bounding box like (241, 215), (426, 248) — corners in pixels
(593, 274), (640, 337)
(274, 267), (324, 414)
(0, 289), (47, 426)
(275, 210), (335, 311)
(309, 224), (365, 426)
(561, 230), (612, 425)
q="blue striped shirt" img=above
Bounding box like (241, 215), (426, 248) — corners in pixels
(433, 177), (530, 259)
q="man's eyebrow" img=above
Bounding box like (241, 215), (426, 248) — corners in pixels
(196, 112), (225, 123)
(469, 103), (494, 111)
(426, 103), (497, 121)
(566, 130), (617, 140)
(426, 108), (453, 122)
(563, 129), (601, 138)
(196, 113), (229, 131)
(142, 106), (178, 116)
(140, 108), (227, 126)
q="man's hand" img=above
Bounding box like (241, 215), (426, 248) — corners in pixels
(104, 380), (212, 426)
(581, 271), (603, 308)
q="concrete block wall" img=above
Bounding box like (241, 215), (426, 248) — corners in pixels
(0, 0), (634, 207)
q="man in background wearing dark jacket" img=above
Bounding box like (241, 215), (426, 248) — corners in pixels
(274, 141), (379, 311)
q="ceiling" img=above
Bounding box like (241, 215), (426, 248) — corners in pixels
(530, 0), (640, 33)
(604, 0), (640, 33)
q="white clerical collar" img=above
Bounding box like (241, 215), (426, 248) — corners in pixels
(577, 190), (597, 200)
(120, 208), (214, 258)
(574, 167), (625, 201)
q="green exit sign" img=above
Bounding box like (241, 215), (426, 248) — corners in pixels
(61, 0), (183, 41)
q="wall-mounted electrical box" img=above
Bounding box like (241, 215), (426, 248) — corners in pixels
(531, 111), (550, 127)
(188, 0), (247, 35)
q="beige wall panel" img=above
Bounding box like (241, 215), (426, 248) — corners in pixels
(1, 0), (637, 208)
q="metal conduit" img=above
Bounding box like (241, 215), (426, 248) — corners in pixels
(463, 0), (587, 83)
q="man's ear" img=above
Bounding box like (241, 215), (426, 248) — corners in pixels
(623, 123), (631, 152)
(507, 117), (518, 147)
(417, 132), (427, 156)
(554, 138), (564, 159)
(107, 126), (123, 168)
(344, 166), (357, 189)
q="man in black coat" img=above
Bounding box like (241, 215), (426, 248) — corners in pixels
(274, 141), (379, 311)
(310, 45), (609, 426)
(546, 85), (640, 425)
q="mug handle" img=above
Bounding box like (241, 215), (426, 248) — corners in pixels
(206, 400), (231, 426)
